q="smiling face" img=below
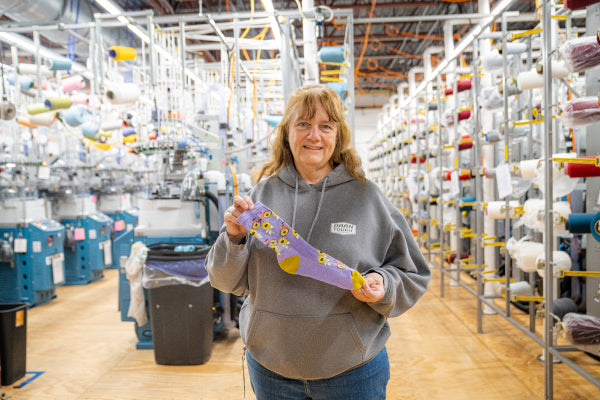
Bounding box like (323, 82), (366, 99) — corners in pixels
(287, 99), (338, 184)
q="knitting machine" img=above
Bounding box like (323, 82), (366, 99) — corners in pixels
(53, 192), (112, 285)
(0, 197), (65, 307)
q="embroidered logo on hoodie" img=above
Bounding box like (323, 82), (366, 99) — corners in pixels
(330, 222), (356, 235)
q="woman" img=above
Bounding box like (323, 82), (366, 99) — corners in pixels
(206, 84), (430, 399)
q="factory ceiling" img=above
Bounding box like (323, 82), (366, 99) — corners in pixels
(0, 1), (577, 108)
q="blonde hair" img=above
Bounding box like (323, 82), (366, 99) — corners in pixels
(258, 84), (365, 182)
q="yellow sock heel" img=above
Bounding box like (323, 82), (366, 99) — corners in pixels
(278, 255), (300, 274)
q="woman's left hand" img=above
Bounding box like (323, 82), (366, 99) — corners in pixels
(351, 273), (385, 303)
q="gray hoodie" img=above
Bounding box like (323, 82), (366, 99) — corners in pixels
(206, 163), (431, 380)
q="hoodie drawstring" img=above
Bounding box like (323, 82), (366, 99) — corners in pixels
(291, 175), (329, 242)
(292, 177), (299, 228)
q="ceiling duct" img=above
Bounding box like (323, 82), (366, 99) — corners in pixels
(0, 0), (128, 59)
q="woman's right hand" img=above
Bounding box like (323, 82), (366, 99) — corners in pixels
(224, 195), (254, 244)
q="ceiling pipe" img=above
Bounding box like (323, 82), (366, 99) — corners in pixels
(0, 0), (125, 58)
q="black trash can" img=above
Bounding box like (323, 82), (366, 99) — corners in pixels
(144, 243), (214, 365)
(0, 303), (27, 385)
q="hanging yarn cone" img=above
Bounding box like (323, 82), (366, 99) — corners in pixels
(62, 105), (90, 127)
(106, 83), (141, 104)
(561, 96), (600, 128)
(27, 103), (48, 115)
(318, 45), (346, 63)
(443, 78), (472, 96)
(16, 63), (53, 77)
(44, 97), (72, 111)
(82, 121), (100, 140)
(16, 115), (38, 129)
(44, 58), (72, 71)
(108, 46), (137, 61)
(0, 101), (16, 120)
(560, 35), (600, 73)
(7, 74), (34, 91)
(28, 111), (55, 126)
(61, 75), (86, 93)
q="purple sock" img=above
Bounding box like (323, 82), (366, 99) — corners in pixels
(237, 202), (365, 290)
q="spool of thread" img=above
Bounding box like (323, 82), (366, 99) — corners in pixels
(71, 93), (89, 105)
(561, 97), (600, 128)
(0, 101), (16, 120)
(318, 45), (345, 63)
(564, 0), (600, 11)
(45, 58), (72, 71)
(62, 105), (89, 127)
(560, 35), (600, 73)
(27, 103), (49, 115)
(82, 121), (100, 140)
(16, 116), (38, 129)
(567, 213), (596, 233)
(552, 297), (578, 320)
(106, 84), (141, 104)
(44, 97), (72, 110)
(108, 46), (137, 61)
(28, 112), (55, 126)
(101, 120), (125, 131)
(482, 51), (505, 71)
(123, 134), (137, 144)
(565, 158), (600, 177)
(458, 109), (471, 121)
(443, 79), (472, 96)
(458, 140), (473, 151)
(459, 196), (476, 212)
(508, 281), (531, 296)
(569, 212), (600, 242)
(485, 200), (519, 219)
(16, 63), (53, 77)
(446, 252), (470, 263)
(535, 60), (570, 79)
(515, 241), (545, 272)
(536, 250), (572, 278)
(61, 75), (86, 93)
(499, 42), (528, 54)
(122, 127), (136, 137)
(7, 74), (34, 90)
(516, 69), (544, 90)
(326, 81), (348, 100)
(428, 102), (438, 111)
(520, 159), (540, 178)
(485, 130), (503, 144)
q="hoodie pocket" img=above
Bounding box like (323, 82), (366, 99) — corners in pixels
(246, 309), (366, 379)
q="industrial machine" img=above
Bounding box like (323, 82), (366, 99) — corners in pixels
(0, 197), (65, 307)
(54, 193), (113, 285)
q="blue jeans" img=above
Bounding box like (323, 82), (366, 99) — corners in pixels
(246, 347), (390, 400)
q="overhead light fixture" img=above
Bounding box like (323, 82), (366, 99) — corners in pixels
(261, 0), (282, 46)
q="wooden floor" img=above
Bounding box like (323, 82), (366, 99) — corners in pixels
(2, 267), (600, 400)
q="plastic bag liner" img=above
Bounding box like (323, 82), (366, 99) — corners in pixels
(142, 243), (212, 288)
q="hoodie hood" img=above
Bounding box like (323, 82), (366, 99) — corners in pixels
(277, 163), (355, 191)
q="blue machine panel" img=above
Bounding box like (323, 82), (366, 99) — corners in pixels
(62, 212), (112, 285)
(106, 209), (138, 270)
(0, 219), (66, 307)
